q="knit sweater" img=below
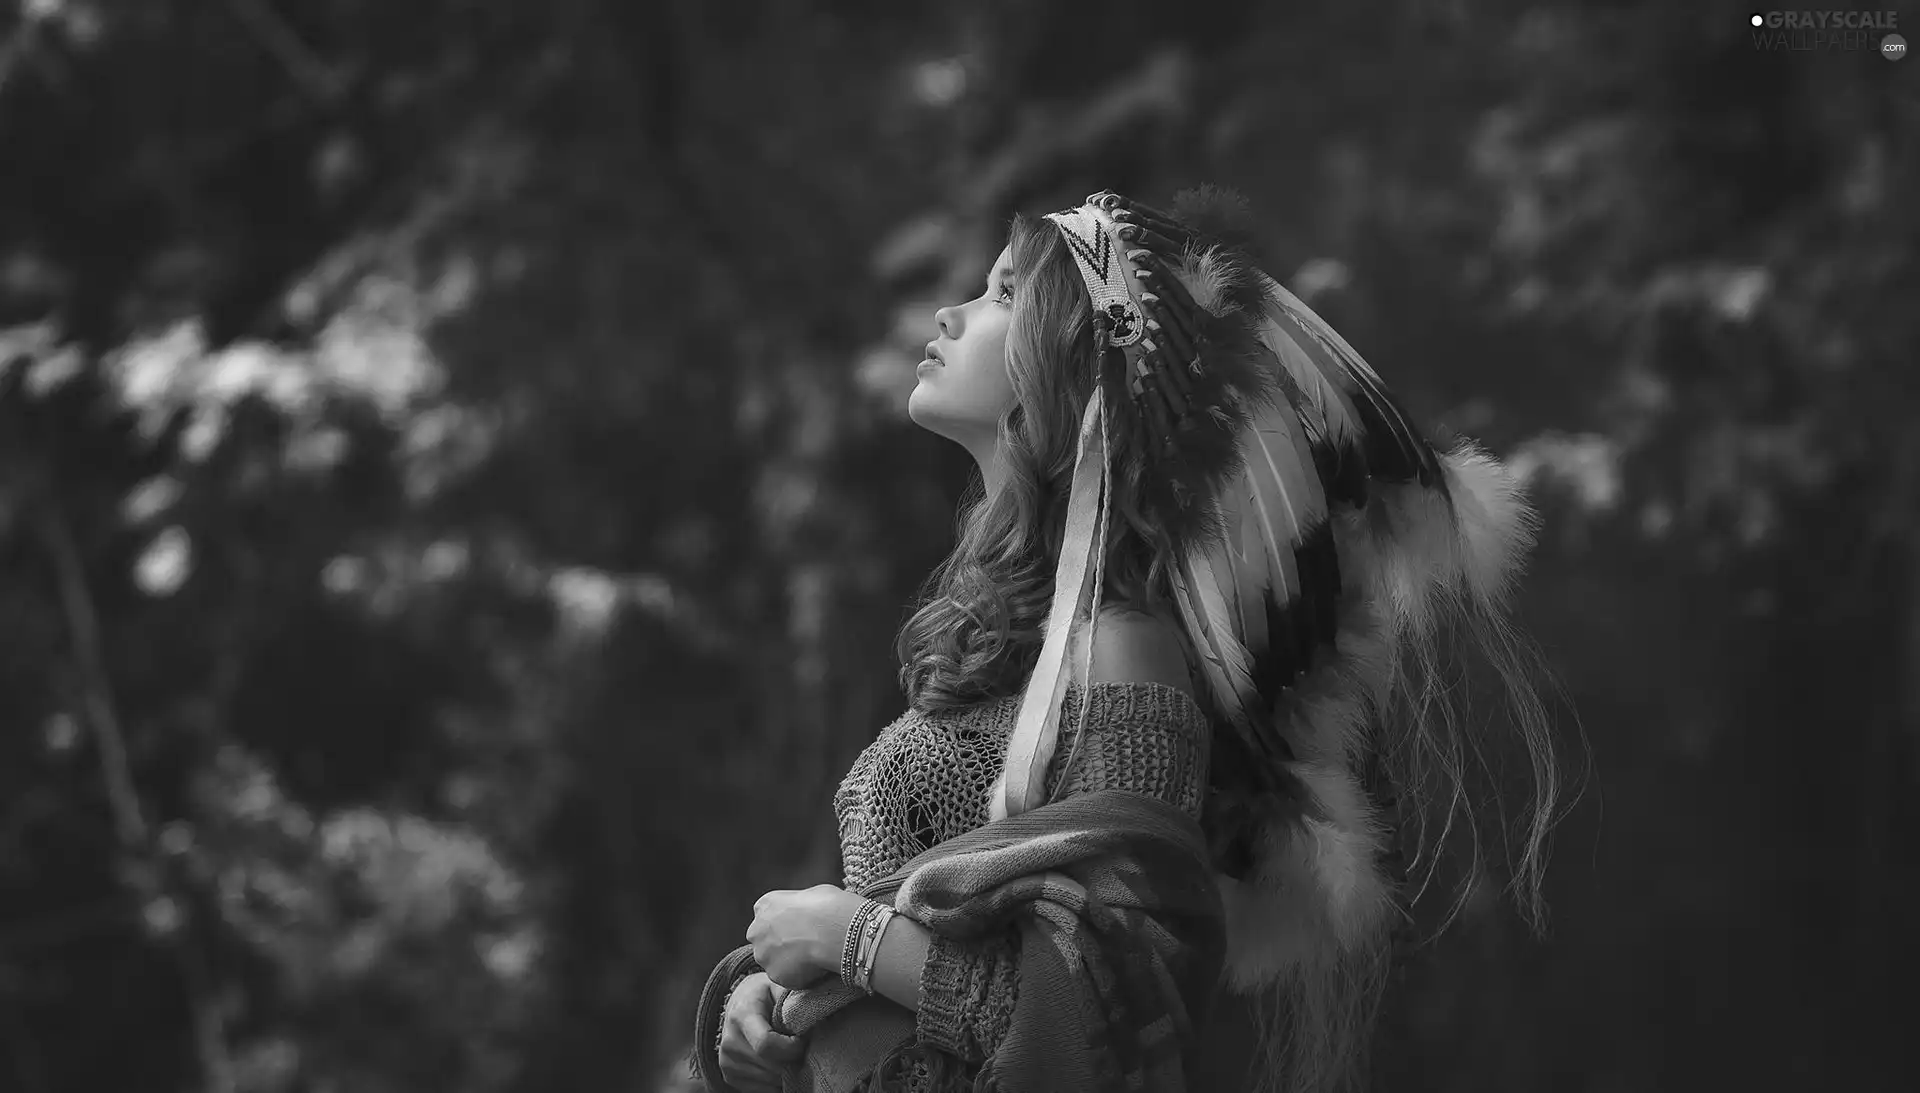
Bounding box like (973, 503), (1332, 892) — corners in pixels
(831, 681), (1212, 1073)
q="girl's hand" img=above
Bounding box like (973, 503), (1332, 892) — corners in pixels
(746, 883), (867, 990)
(718, 971), (803, 1093)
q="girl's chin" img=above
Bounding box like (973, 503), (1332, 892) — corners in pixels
(905, 394), (959, 437)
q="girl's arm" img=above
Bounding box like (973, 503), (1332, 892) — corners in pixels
(831, 608), (1201, 1062)
(862, 912), (934, 1013)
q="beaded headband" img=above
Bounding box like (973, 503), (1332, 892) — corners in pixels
(1044, 191), (1226, 480)
(1042, 203), (1147, 349)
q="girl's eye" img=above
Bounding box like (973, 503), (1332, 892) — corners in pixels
(995, 283), (1015, 304)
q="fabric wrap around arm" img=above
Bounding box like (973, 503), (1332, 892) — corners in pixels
(689, 945), (761, 1092)
(693, 789), (1225, 1093)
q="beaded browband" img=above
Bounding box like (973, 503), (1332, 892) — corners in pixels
(1043, 191), (1235, 488)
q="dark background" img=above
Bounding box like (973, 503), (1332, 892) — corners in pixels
(1, 1), (1916, 1090)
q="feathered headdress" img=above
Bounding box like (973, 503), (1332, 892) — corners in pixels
(989, 188), (1544, 1092)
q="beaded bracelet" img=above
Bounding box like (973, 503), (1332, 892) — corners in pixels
(852, 902), (885, 986)
(839, 900), (881, 986)
(855, 906), (898, 996)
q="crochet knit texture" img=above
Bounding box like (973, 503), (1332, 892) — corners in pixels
(831, 680), (1211, 1083)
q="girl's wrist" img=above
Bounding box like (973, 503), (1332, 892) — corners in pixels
(818, 890), (868, 976)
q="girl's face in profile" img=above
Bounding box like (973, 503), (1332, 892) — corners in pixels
(909, 243), (1018, 454)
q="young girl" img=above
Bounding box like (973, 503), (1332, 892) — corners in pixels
(695, 187), (1562, 1093)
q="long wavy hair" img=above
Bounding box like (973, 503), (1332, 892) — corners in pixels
(895, 213), (1185, 710)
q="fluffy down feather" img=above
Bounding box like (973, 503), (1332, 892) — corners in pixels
(1217, 438), (1540, 984)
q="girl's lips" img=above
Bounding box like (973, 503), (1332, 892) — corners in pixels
(917, 358), (942, 374)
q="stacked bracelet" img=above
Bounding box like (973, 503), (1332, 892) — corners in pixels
(855, 906), (897, 995)
(838, 899), (900, 996)
(839, 900), (882, 987)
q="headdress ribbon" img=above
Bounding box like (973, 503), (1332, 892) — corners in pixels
(992, 200), (1145, 820)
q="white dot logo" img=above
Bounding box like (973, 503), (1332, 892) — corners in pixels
(1750, 13), (1764, 27)
(1884, 33), (1908, 61)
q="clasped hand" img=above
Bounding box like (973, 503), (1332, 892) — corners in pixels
(746, 882), (868, 990)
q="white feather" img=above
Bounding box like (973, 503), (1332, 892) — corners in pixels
(1184, 546), (1259, 712)
(1329, 442), (1536, 643)
(1208, 510), (1267, 658)
(1239, 429), (1304, 619)
(1441, 441), (1538, 610)
(1262, 273), (1393, 389)
(1169, 552), (1252, 732)
(1177, 247), (1239, 318)
(1253, 287), (1363, 446)
(1293, 762), (1393, 951)
(1216, 761), (1393, 989)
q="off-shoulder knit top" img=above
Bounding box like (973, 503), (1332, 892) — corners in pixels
(833, 681), (1211, 891)
(828, 680), (1213, 1080)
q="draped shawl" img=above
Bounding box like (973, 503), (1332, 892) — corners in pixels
(692, 789), (1226, 1093)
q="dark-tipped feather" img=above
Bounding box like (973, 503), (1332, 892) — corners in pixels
(1258, 272), (1447, 494)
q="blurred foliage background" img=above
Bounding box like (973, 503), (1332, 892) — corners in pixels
(1, 0), (1916, 1090)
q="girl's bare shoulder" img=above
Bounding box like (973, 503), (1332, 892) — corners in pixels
(1066, 603), (1193, 695)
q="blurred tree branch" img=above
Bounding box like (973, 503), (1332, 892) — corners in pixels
(224, 0), (344, 105)
(36, 506), (236, 1093)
